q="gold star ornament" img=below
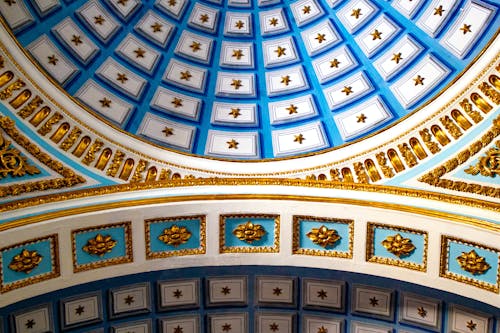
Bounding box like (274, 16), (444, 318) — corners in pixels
(294, 133), (305, 144)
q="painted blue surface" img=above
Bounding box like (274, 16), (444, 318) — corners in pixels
(74, 227), (127, 265)
(149, 217), (202, 253)
(224, 216), (276, 247)
(373, 228), (425, 264)
(447, 241), (499, 286)
(1, 238), (53, 284)
(9, 0), (500, 159)
(0, 266), (499, 333)
(298, 219), (350, 252)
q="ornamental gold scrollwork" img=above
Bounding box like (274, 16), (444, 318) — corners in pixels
(82, 234), (117, 256)
(158, 225), (192, 247)
(233, 221), (266, 243)
(8, 249), (42, 273)
(456, 249), (490, 275)
(464, 140), (500, 177)
(306, 225), (341, 248)
(381, 233), (416, 258)
(0, 130), (40, 179)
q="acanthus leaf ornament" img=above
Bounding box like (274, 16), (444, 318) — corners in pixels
(232, 221), (266, 243)
(8, 249), (43, 273)
(464, 140), (500, 177)
(381, 233), (416, 258)
(306, 225), (341, 248)
(0, 131), (40, 179)
(456, 249), (490, 275)
(82, 234), (117, 256)
(158, 225), (192, 247)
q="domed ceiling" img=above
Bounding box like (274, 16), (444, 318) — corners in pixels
(2, 0), (499, 159)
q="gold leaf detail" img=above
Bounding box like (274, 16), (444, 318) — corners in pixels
(8, 249), (42, 273)
(82, 234), (117, 256)
(306, 225), (340, 248)
(381, 233), (416, 257)
(456, 249), (490, 275)
(158, 225), (192, 247)
(232, 221), (266, 243)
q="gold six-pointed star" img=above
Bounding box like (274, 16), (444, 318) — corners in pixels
(281, 75), (291, 86)
(171, 97), (183, 108)
(294, 134), (305, 144)
(162, 127), (174, 137)
(287, 104), (298, 114)
(190, 41), (201, 52)
(371, 29), (382, 40)
(391, 52), (403, 64)
(134, 47), (146, 58)
(94, 15), (105, 25)
(99, 97), (112, 108)
(229, 108), (241, 118)
(232, 49), (244, 60)
(330, 58), (340, 68)
(227, 139), (239, 149)
(351, 8), (362, 19)
(47, 54), (58, 66)
(275, 46), (286, 57)
(357, 113), (367, 123)
(231, 79), (243, 90)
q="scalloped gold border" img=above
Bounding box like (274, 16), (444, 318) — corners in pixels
(366, 223), (428, 272)
(439, 235), (499, 293)
(292, 215), (354, 258)
(71, 221), (133, 273)
(219, 214), (280, 253)
(0, 234), (59, 293)
(144, 215), (206, 259)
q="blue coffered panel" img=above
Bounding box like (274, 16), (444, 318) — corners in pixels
(2, 0), (499, 159)
(220, 214), (279, 253)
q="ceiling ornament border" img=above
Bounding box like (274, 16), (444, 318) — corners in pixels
(0, 114), (85, 198)
(418, 114), (500, 198)
(1, 193), (498, 233)
(0, 20), (496, 179)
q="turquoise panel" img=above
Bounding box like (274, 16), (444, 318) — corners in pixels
(74, 227), (127, 265)
(373, 228), (424, 264)
(298, 220), (350, 252)
(224, 217), (276, 248)
(149, 218), (202, 253)
(447, 241), (498, 285)
(1, 239), (53, 284)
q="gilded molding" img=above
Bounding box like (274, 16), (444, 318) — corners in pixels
(0, 116), (85, 198)
(464, 139), (500, 177)
(292, 215), (354, 258)
(1, 184), (499, 232)
(366, 223), (428, 272)
(439, 235), (499, 293)
(219, 214), (280, 253)
(0, 234), (59, 293)
(71, 222), (133, 273)
(0, 25), (496, 181)
(418, 114), (500, 198)
(145, 215), (206, 259)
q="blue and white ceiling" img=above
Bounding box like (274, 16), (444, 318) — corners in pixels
(0, 0), (498, 159)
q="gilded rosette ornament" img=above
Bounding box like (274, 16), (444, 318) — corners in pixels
(232, 221), (266, 243)
(381, 233), (416, 258)
(306, 225), (341, 248)
(8, 249), (43, 273)
(82, 234), (117, 256)
(456, 250), (491, 275)
(158, 225), (192, 247)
